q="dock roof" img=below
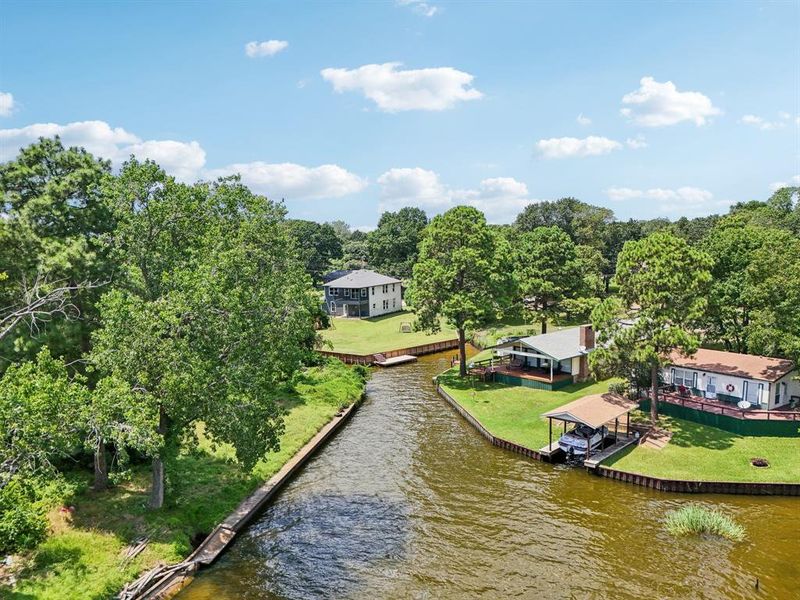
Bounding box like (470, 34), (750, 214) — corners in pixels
(542, 393), (638, 429)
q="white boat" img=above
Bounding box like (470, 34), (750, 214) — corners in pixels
(558, 425), (607, 457)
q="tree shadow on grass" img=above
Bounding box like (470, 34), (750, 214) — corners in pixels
(662, 416), (738, 451)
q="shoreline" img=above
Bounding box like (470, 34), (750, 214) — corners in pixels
(122, 395), (364, 600)
(435, 383), (800, 496)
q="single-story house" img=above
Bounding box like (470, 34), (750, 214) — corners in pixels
(322, 269), (403, 318)
(488, 325), (595, 390)
(664, 348), (799, 410)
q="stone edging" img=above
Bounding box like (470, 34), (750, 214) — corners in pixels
(127, 396), (363, 599)
(434, 383), (800, 496)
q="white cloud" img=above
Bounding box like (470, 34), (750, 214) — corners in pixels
(740, 112), (795, 131)
(0, 120), (206, 182)
(244, 40), (289, 58)
(206, 161), (366, 200)
(536, 136), (622, 159)
(605, 185), (729, 214)
(576, 113), (591, 126)
(769, 175), (800, 191)
(377, 168), (536, 222)
(625, 134), (648, 149)
(0, 92), (15, 117)
(320, 62), (482, 112)
(620, 77), (721, 127)
(397, 0), (439, 16)
(354, 225), (376, 233)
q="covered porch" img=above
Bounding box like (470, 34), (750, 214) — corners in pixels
(467, 354), (573, 390)
(658, 388), (800, 421)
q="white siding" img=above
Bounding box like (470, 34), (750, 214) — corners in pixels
(661, 367), (771, 407)
(772, 371), (800, 409)
(368, 282), (403, 317)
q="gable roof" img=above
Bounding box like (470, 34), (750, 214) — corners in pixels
(322, 269), (401, 288)
(668, 348), (795, 383)
(495, 326), (589, 361)
(542, 393), (638, 429)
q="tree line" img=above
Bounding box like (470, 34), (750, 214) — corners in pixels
(0, 139), (326, 553)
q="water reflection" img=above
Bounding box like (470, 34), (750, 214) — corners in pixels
(179, 351), (800, 600)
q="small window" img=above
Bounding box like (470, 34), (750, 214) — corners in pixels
(383, 285), (388, 293)
(392, 298), (396, 308)
(360, 288), (367, 298)
(331, 288), (339, 297)
(344, 289), (350, 298)
(372, 303), (376, 309)
(392, 283), (395, 292)
(371, 287), (375, 295)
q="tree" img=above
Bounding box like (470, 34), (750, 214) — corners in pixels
(0, 137), (114, 372)
(701, 224), (774, 353)
(513, 226), (599, 333)
(286, 220), (343, 283)
(368, 207), (428, 278)
(409, 206), (513, 376)
(514, 197), (613, 249)
(0, 349), (84, 489)
(93, 163), (318, 508)
(589, 231), (712, 423)
(742, 233), (800, 363)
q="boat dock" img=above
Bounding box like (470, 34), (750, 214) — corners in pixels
(584, 436), (638, 469)
(374, 354), (418, 367)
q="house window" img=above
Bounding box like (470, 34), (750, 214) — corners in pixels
(383, 299), (388, 310)
(744, 381), (759, 404)
(392, 298), (396, 308)
(373, 303), (376, 309)
(383, 284), (388, 293)
(371, 287), (375, 295)
(392, 283), (395, 292)
(344, 289), (350, 298)
(673, 368), (692, 387)
(360, 288), (367, 298)
(776, 382), (786, 405)
(331, 288), (339, 297)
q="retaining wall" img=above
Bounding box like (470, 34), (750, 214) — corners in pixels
(436, 384), (800, 496)
(131, 397), (363, 599)
(320, 338), (460, 365)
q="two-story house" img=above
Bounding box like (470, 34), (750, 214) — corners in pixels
(322, 270), (403, 318)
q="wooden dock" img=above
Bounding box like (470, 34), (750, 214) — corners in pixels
(538, 441), (563, 459)
(373, 354), (418, 367)
(584, 436), (638, 469)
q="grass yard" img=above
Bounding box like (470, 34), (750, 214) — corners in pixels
(320, 310), (458, 354)
(604, 414), (800, 483)
(438, 371), (618, 450)
(470, 316), (580, 349)
(4, 360), (365, 600)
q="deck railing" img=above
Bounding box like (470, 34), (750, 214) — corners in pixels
(658, 390), (800, 421)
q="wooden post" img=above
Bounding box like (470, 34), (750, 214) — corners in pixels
(626, 412), (630, 437)
(548, 417), (552, 453)
(614, 417), (618, 443)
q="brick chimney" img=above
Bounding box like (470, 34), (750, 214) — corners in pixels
(579, 324), (595, 350)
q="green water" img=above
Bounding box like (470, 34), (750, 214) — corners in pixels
(178, 350), (800, 599)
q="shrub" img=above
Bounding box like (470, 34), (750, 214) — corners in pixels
(0, 478), (49, 554)
(664, 505), (745, 542)
(608, 381), (630, 397)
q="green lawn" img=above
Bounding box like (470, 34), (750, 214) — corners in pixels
(604, 414), (800, 483)
(320, 310), (458, 354)
(438, 371), (617, 450)
(470, 316), (579, 349)
(5, 360), (365, 600)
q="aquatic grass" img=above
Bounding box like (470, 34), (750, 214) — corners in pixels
(664, 506), (745, 541)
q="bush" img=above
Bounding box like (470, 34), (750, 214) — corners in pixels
(0, 478), (49, 554)
(607, 381), (630, 397)
(664, 505), (745, 542)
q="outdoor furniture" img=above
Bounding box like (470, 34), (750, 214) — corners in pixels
(737, 400), (752, 410)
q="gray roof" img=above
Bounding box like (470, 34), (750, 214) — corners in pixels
(322, 269), (401, 288)
(496, 326), (589, 361)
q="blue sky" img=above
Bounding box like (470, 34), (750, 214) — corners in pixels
(1, 1), (798, 228)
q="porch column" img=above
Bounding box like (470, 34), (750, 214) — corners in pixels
(548, 418), (553, 452)
(550, 360), (553, 383)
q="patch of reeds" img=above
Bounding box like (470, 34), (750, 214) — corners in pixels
(664, 505), (745, 542)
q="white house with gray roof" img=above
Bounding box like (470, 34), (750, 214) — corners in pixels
(322, 269), (403, 318)
(486, 325), (595, 390)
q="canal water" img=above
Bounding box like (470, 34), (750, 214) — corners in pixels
(178, 350), (799, 599)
